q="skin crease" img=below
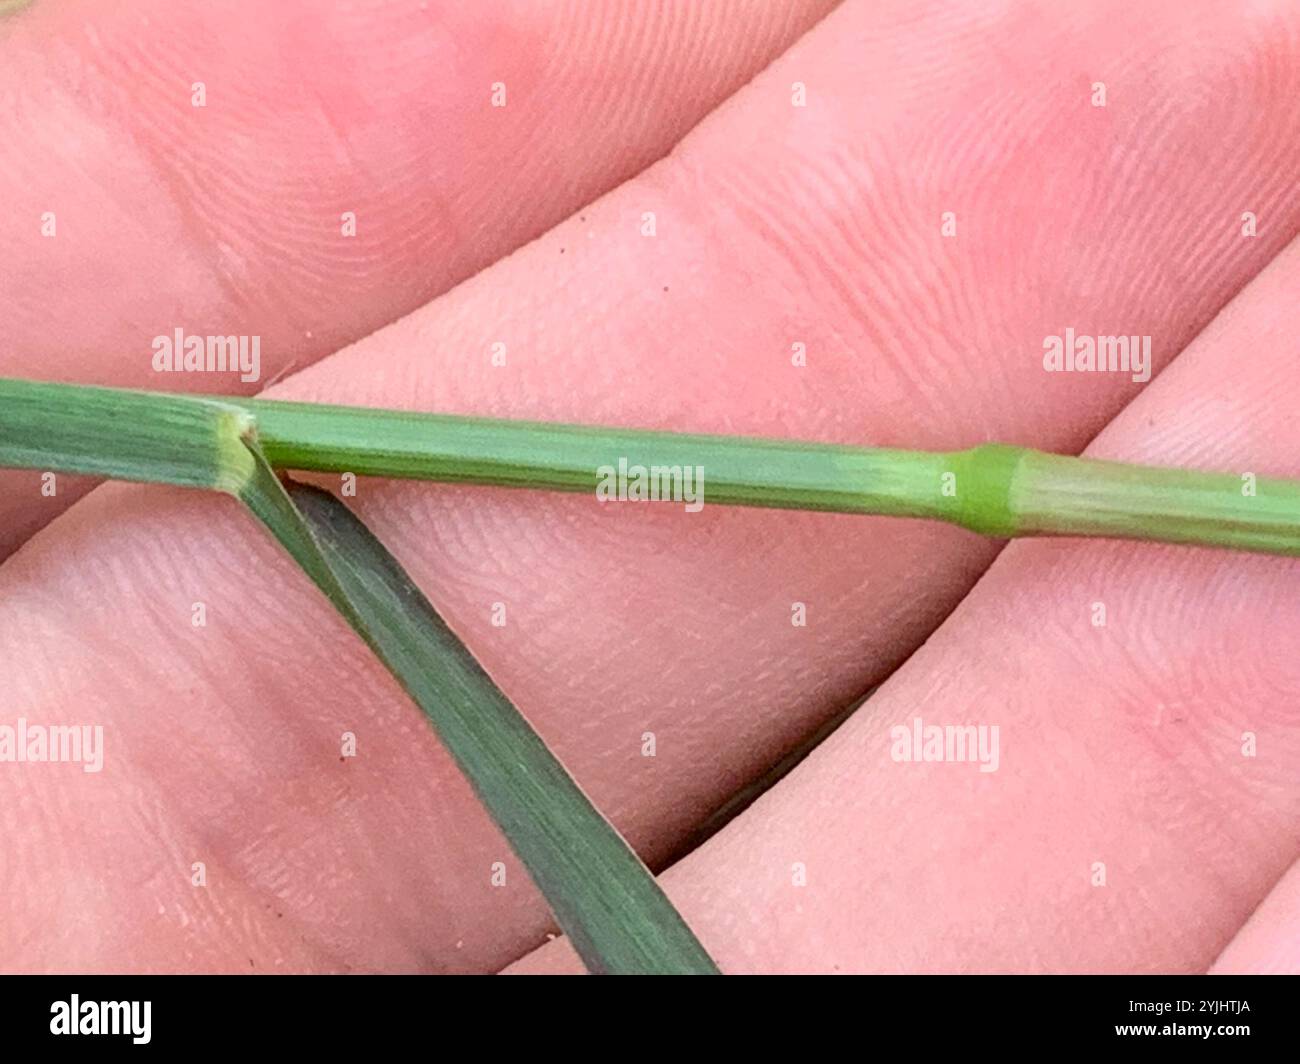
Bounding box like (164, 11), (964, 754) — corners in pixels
(0, 0), (837, 556)
(1, 0), (1298, 974)
(512, 237), (1300, 974)
(1210, 858), (1300, 974)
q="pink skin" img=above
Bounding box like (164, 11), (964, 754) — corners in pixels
(0, 0), (835, 555)
(1, 0), (1298, 973)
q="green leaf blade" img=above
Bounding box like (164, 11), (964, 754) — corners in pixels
(239, 463), (718, 974)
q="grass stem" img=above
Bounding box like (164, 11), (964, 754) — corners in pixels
(2, 378), (1298, 557)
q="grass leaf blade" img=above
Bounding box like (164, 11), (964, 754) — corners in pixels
(236, 452), (717, 975)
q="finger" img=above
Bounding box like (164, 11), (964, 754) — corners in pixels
(514, 235), (1300, 974)
(5, 0), (1300, 974)
(0, 0), (836, 555)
